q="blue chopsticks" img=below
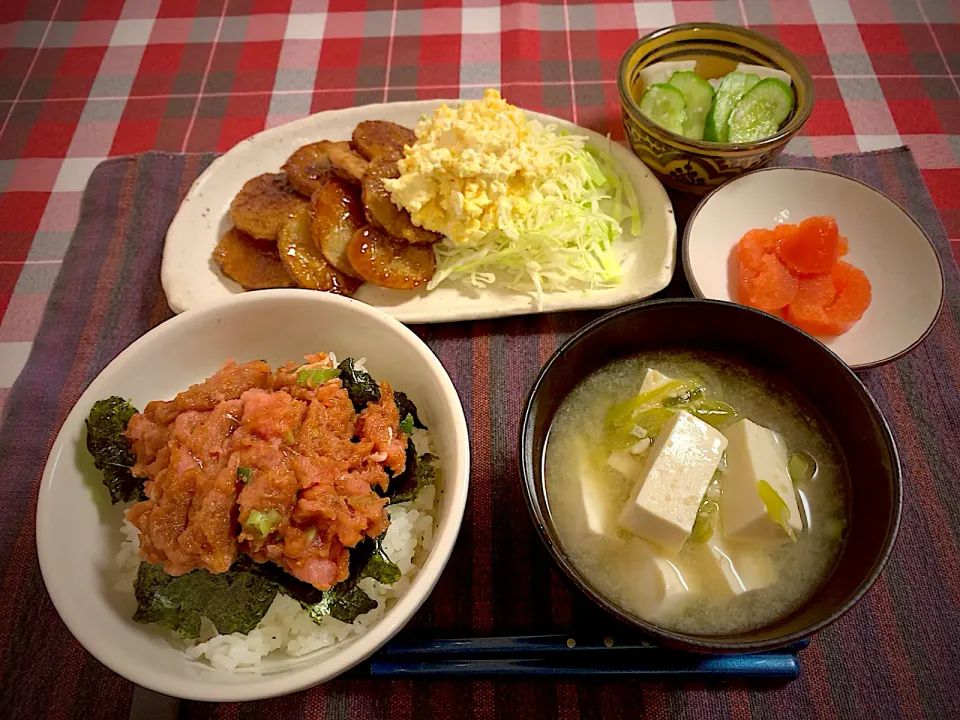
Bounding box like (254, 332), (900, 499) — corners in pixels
(353, 634), (807, 680)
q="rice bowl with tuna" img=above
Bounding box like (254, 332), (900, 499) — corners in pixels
(86, 351), (440, 670)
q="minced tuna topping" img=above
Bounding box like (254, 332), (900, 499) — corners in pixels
(125, 353), (407, 591)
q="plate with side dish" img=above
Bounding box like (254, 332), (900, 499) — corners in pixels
(683, 167), (944, 369)
(162, 92), (676, 323)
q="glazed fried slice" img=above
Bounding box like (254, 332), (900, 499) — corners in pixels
(282, 141), (336, 197)
(230, 172), (309, 241)
(327, 142), (370, 185)
(346, 226), (436, 290)
(352, 120), (416, 161)
(212, 228), (296, 290)
(361, 159), (442, 245)
(278, 210), (363, 295)
(311, 178), (365, 279)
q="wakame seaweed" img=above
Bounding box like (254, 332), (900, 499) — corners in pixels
(132, 558), (279, 639)
(386, 441), (438, 504)
(85, 396), (145, 504)
(337, 357), (381, 412)
(394, 391), (427, 430)
(132, 533), (404, 636)
(336, 358), (427, 434)
(251, 533), (402, 624)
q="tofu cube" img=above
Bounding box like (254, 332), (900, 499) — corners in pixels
(639, 368), (673, 393)
(721, 418), (803, 543)
(620, 538), (694, 617)
(618, 411), (728, 554)
(606, 448), (643, 479)
(690, 518), (777, 595)
(573, 442), (620, 540)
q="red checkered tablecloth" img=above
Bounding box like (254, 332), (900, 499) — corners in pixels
(0, 0), (959, 406)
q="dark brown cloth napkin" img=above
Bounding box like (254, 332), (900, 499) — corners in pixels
(1, 148), (958, 719)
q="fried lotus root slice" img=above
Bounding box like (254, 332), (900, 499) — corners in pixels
(361, 160), (442, 245)
(327, 141), (370, 185)
(230, 172), (309, 241)
(311, 177), (365, 279)
(213, 228), (296, 290)
(278, 210), (363, 295)
(282, 141), (336, 197)
(346, 226), (436, 290)
(352, 120), (416, 161)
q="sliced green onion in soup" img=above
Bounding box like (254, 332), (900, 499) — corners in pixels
(788, 451), (817, 484)
(689, 399), (738, 429)
(689, 473), (722, 544)
(604, 428), (642, 451)
(758, 480), (797, 542)
(603, 379), (702, 429)
(630, 407), (676, 438)
(689, 500), (719, 544)
(661, 386), (704, 407)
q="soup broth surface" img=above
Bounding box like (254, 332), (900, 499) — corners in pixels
(545, 350), (847, 635)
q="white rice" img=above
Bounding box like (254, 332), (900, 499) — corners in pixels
(115, 426), (438, 671)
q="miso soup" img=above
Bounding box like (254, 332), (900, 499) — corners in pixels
(544, 350), (847, 635)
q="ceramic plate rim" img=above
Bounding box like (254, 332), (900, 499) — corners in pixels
(161, 99), (677, 323)
(681, 166), (945, 370)
(35, 289), (471, 702)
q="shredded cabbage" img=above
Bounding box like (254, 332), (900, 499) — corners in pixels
(427, 131), (642, 306)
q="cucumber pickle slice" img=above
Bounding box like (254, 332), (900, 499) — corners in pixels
(703, 71), (761, 143)
(727, 78), (794, 144)
(666, 71), (715, 140)
(638, 83), (688, 136)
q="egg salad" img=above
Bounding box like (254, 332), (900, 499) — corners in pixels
(384, 89), (561, 246)
(385, 89), (641, 299)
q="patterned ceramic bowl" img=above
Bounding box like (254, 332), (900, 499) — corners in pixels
(618, 23), (814, 195)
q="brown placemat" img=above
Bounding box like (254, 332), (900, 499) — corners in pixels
(1, 148), (958, 719)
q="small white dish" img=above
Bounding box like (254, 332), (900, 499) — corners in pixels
(36, 290), (470, 701)
(162, 99), (677, 323)
(683, 167), (944, 369)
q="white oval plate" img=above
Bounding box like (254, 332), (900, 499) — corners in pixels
(162, 100), (677, 323)
(36, 290), (470, 701)
(683, 167), (944, 369)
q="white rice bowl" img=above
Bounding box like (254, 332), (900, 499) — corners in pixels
(38, 290), (471, 700)
(115, 427), (438, 672)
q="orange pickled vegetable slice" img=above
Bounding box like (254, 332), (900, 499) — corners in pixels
(785, 261), (871, 336)
(837, 234), (849, 257)
(776, 216), (840, 275)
